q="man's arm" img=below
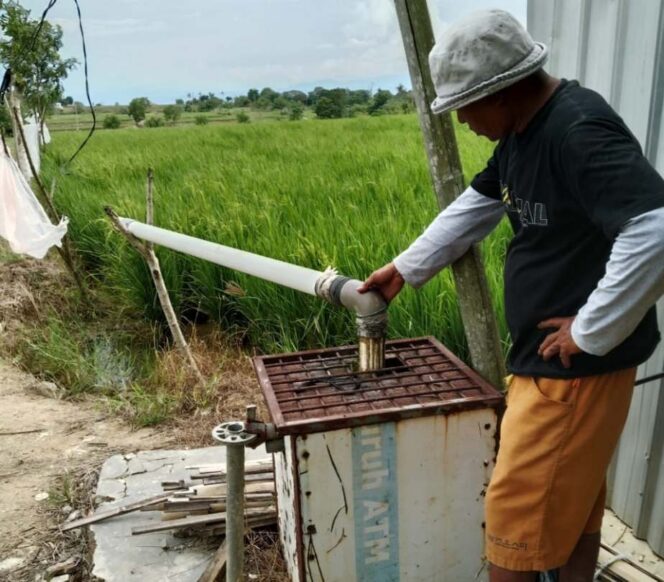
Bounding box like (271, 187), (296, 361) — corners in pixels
(539, 119), (664, 367)
(571, 207), (664, 355)
(538, 207), (664, 366)
(393, 186), (504, 287)
(360, 186), (504, 300)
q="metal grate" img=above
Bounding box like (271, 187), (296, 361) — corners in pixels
(253, 336), (504, 435)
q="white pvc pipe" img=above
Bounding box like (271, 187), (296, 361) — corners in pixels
(119, 218), (323, 296)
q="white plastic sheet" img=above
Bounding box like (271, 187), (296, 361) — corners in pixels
(23, 115), (51, 175)
(0, 152), (67, 259)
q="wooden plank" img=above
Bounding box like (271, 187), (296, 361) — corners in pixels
(393, 0), (506, 388)
(197, 540), (227, 582)
(190, 481), (274, 498)
(61, 494), (171, 531)
(192, 473), (274, 484)
(162, 498), (274, 513)
(598, 546), (661, 581)
(201, 515), (278, 537)
(131, 506), (277, 535)
(187, 459), (273, 473)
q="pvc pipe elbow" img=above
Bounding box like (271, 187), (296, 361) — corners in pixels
(315, 272), (388, 338)
(337, 279), (387, 318)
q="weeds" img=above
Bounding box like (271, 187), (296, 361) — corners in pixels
(47, 471), (78, 509)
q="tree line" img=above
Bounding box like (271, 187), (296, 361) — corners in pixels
(176, 85), (416, 119)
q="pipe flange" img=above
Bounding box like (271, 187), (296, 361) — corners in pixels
(212, 421), (258, 446)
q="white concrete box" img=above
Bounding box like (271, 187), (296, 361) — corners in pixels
(254, 336), (503, 582)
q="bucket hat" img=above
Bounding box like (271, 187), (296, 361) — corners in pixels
(429, 9), (548, 114)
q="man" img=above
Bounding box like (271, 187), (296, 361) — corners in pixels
(359, 9), (664, 582)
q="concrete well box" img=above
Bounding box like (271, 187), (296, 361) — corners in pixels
(253, 336), (504, 582)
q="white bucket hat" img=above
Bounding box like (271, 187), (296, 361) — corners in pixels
(429, 9), (548, 114)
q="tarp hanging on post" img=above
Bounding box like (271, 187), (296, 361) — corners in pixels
(0, 151), (67, 259)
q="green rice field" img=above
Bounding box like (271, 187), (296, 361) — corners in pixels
(41, 114), (511, 360)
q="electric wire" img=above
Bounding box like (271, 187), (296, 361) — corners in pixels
(635, 371), (664, 386)
(66, 0), (94, 165)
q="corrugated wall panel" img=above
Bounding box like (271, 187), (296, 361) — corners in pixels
(529, 0), (664, 557)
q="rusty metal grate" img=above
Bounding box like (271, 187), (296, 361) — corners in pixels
(253, 336), (504, 435)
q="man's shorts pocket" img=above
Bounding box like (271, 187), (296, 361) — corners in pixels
(532, 376), (578, 407)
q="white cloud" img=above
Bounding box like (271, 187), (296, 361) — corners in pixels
(20, 0), (526, 103)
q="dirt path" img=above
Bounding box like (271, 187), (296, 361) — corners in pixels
(0, 359), (166, 579)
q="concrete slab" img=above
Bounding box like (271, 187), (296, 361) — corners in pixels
(90, 445), (271, 582)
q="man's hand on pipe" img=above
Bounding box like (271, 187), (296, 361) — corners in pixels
(358, 262), (405, 303)
(537, 316), (582, 369)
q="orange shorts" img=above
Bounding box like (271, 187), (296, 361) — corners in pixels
(485, 368), (636, 571)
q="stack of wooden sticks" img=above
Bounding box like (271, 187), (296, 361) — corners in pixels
(132, 458), (276, 537)
(62, 458), (276, 537)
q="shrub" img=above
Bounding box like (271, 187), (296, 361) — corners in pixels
(315, 96), (344, 119)
(145, 115), (164, 128)
(236, 112), (250, 124)
(103, 114), (121, 129)
(289, 105), (303, 121)
(128, 97), (151, 125)
(195, 115), (209, 126)
(162, 104), (183, 124)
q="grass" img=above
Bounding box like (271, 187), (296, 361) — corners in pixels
(40, 113), (509, 362)
(0, 252), (264, 429)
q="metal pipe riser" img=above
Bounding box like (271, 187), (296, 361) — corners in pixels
(358, 336), (386, 373)
(315, 273), (388, 372)
(225, 444), (245, 582)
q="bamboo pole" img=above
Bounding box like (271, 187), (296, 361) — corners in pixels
(394, 0), (506, 388)
(105, 171), (204, 384)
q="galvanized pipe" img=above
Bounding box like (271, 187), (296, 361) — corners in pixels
(211, 421), (257, 582)
(225, 437), (245, 582)
(358, 336), (386, 372)
(118, 218), (388, 370)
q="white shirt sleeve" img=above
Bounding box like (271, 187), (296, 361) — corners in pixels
(571, 206), (664, 356)
(393, 186), (504, 288)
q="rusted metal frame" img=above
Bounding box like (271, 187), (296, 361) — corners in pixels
(270, 363), (453, 390)
(272, 363), (463, 392)
(275, 372), (473, 401)
(255, 337), (504, 434)
(266, 352), (454, 383)
(258, 337), (436, 367)
(263, 350), (449, 382)
(274, 397), (504, 436)
(252, 359), (285, 426)
(280, 382), (483, 414)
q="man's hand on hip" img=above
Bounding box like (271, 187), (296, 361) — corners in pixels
(537, 316), (582, 368)
(358, 262), (405, 303)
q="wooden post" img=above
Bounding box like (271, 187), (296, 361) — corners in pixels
(394, 0), (506, 388)
(105, 170), (204, 384)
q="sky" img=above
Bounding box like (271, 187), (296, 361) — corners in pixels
(19, 0), (526, 105)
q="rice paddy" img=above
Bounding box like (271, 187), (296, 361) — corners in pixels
(41, 113), (511, 361)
